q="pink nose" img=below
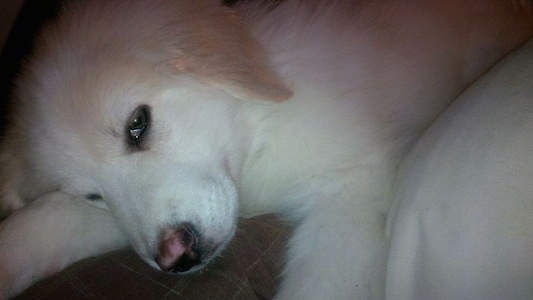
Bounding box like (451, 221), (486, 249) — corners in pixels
(155, 224), (201, 273)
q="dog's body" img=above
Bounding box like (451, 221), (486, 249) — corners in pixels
(0, 0), (532, 298)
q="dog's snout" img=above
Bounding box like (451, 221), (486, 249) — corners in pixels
(155, 223), (201, 273)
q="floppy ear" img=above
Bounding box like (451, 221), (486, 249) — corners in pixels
(167, 3), (293, 102)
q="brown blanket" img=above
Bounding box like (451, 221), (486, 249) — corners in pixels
(14, 215), (291, 300)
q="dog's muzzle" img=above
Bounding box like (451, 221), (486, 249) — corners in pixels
(155, 223), (203, 273)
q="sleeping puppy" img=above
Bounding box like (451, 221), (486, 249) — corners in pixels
(0, 0), (532, 298)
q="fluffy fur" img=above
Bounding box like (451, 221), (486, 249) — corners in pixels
(0, 0), (532, 298)
(387, 38), (533, 299)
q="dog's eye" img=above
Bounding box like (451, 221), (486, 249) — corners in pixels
(85, 193), (103, 201)
(127, 105), (150, 147)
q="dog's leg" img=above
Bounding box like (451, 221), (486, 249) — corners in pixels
(276, 190), (389, 300)
(0, 192), (128, 299)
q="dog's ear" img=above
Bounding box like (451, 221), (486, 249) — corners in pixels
(165, 3), (293, 102)
(172, 50), (293, 102)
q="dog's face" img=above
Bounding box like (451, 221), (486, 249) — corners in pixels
(2, 1), (291, 274)
(26, 61), (246, 272)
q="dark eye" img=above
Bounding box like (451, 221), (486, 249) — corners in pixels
(127, 105), (150, 147)
(85, 193), (103, 201)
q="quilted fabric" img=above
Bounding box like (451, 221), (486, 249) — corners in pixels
(14, 215), (291, 300)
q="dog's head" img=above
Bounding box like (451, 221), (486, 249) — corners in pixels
(0, 0), (291, 274)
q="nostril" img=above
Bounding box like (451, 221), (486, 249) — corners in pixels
(179, 225), (195, 248)
(155, 223), (202, 273)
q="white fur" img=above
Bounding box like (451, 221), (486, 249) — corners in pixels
(0, 193), (128, 298)
(387, 38), (533, 300)
(0, 0), (532, 299)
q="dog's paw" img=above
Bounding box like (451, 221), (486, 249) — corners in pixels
(0, 151), (27, 221)
(0, 192), (128, 298)
(0, 193), (25, 221)
(0, 214), (39, 299)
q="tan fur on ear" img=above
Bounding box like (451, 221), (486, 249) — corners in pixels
(168, 2), (293, 102)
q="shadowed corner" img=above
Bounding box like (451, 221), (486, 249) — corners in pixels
(0, 0), (63, 137)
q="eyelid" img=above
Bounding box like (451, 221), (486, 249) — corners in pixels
(86, 193), (103, 201)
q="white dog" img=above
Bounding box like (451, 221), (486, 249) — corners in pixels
(0, 0), (531, 299)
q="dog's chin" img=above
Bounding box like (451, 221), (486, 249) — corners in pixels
(166, 260), (209, 276)
(137, 249), (211, 275)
